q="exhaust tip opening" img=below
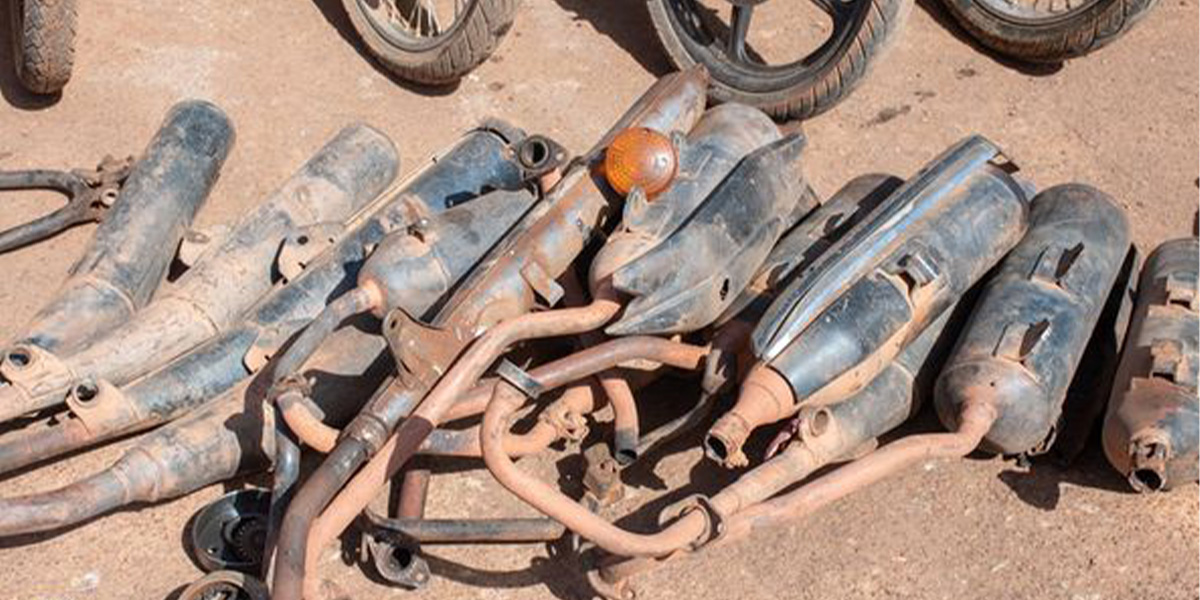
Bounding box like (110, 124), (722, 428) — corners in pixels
(5, 348), (32, 369)
(519, 138), (551, 170)
(704, 435), (729, 462)
(72, 381), (99, 405)
(1131, 468), (1165, 493)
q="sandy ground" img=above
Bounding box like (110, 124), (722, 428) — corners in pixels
(0, 0), (1197, 599)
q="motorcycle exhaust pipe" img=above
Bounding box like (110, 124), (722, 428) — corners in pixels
(706, 136), (1031, 467)
(703, 173), (902, 396)
(935, 184), (1132, 456)
(0, 127), (539, 475)
(11, 100), (233, 354)
(0, 324), (389, 538)
(272, 67), (710, 600)
(0, 124), (398, 423)
(1102, 237), (1198, 492)
(704, 184), (1130, 560)
(607, 132), (816, 335)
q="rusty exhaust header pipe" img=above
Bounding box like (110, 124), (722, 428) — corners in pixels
(0, 124), (397, 424)
(8, 100), (232, 355)
(1103, 237), (1198, 492)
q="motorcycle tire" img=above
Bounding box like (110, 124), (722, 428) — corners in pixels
(647, 0), (912, 121)
(10, 0), (76, 95)
(939, 0), (1157, 62)
(341, 0), (516, 85)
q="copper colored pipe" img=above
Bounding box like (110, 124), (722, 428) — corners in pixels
(483, 381), (710, 557)
(705, 364), (795, 467)
(307, 337), (708, 570)
(396, 467), (429, 518)
(724, 398), (997, 540)
(596, 398), (999, 588)
(277, 390), (339, 453)
(419, 383), (597, 457)
(601, 374), (640, 464)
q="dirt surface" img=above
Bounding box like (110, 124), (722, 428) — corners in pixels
(0, 0), (1197, 599)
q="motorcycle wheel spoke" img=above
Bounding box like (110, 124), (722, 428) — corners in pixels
(727, 5), (754, 62)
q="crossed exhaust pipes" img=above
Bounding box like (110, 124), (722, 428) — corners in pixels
(0, 68), (1193, 600)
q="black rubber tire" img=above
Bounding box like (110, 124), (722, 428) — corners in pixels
(940, 0), (1157, 62)
(647, 0), (912, 121)
(341, 0), (516, 85)
(10, 0), (76, 94)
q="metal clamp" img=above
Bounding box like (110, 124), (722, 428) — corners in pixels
(496, 359), (545, 400)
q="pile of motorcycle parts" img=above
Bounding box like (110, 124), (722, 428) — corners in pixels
(0, 69), (1192, 600)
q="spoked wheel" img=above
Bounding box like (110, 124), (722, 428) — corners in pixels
(939, 0), (1157, 62)
(341, 0), (516, 85)
(647, 0), (912, 120)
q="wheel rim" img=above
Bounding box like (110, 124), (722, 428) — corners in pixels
(660, 0), (873, 93)
(974, 0), (1105, 24)
(356, 0), (473, 51)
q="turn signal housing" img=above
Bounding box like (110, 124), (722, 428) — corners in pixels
(603, 128), (677, 198)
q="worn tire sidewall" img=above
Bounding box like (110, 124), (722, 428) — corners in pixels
(646, 0), (912, 119)
(341, 0), (495, 83)
(942, 0), (1154, 60)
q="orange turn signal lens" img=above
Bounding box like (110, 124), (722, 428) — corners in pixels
(603, 128), (677, 198)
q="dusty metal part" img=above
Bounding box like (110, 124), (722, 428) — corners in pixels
(752, 136), (1022, 359)
(935, 184), (1132, 456)
(515, 134), (570, 179)
(1103, 237), (1199, 492)
(1052, 245), (1140, 465)
(715, 173), (904, 330)
(589, 102), (780, 285)
(358, 187), (540, 319)
(11, 100), (233, 356)
(364, 512), (566, 544)
(0, 124), (398, 425)
(361, 466), (432, 590)
(179, 570), (269, 600)
(608, 133), (815, 336)
(191, 489), (273, 574)
(706, 136), (1030, 467)
(271, 68), (711, 600)
(0, 322), (389, 538)
(703, 174), (902, 398)
(584, 442), (626, 507)
(0, 155), (133, 253)
(0, 127), (539, 475)
(265, 183), (544, 453)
